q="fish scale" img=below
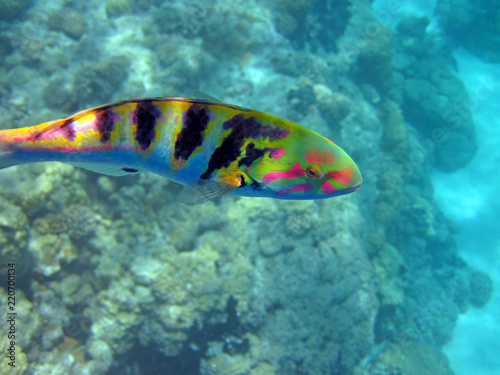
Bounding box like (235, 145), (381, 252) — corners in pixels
(0, 97), (362, 204)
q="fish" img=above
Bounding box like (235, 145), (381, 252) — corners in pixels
(0, 97), (362, 204)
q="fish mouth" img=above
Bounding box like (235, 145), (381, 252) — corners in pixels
(343, 181), (362, 194)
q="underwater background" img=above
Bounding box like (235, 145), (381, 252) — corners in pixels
(0, 0), (498, 374)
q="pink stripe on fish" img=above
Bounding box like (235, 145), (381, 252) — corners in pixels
(276, 183), (313, 196)
(38, 144), (115, 153)
(321, 181), (337, 194)
(269, 148), (286, 159)
(278, 130), (290, 139)
(326, 167), (353, 185)
(262, 162), (305, 183)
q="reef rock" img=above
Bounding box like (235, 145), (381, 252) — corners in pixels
(393, 16), (477, 172)
(437, 0), (500, 63)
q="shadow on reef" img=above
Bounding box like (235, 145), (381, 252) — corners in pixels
(272, 0), (351, 52)
(108, 296), (254, 375)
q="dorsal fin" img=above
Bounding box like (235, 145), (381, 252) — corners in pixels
(193, 91), (221, 103)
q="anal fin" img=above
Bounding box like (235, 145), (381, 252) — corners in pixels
(69, 162), (139, 176)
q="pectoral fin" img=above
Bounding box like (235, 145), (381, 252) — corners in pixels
(178, 174), (242, 205)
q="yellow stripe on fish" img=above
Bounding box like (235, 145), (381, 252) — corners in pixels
(0, 98), (362, 204)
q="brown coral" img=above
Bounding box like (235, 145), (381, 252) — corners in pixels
(34, 205), (99, 239)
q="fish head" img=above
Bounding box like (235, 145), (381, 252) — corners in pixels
(245, 128), (362, 200)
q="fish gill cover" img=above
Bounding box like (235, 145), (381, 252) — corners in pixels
(0, 0), (495, 374)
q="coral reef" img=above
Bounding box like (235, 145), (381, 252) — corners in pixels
(0, 196), (29, 275)
(469, 271), (494, 308)
(48, 8), (87, 40)
(392, 16), (477, 172)
(0, 34), (14, 58)
(437, 0), (500, 63)
(255, 198), (379, 374)
(73, 58), (130, 106)
(201, 334), (276, 375)
(351, 25), (394, 96)
(106, 0), (136, 18)
(354, 341), (454, 375)
(34, 205), (100, 239)
(28, 231), (78, 276)
(313, 84), (352, 124)
(272, 0), (351, 51)
(0, 0), (32, 22)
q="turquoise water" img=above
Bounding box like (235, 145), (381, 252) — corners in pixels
(0, 0), (498, 374)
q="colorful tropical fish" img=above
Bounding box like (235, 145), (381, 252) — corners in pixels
(0, 98), (361, 204)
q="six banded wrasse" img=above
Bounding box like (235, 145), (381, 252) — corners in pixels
(0, 98), (362, 204)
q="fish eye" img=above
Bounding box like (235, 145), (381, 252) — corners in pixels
(306, 167), (320, 179)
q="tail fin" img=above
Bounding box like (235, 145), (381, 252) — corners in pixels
(0, 129), (19, 170)
(0, 118), (85, 171)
